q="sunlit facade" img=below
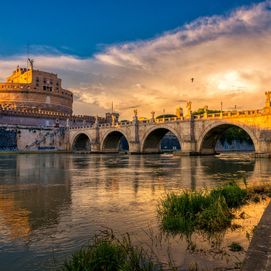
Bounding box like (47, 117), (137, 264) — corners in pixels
(0, 61), (73, 114)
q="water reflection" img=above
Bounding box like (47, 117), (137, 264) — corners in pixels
(0, 153), (270, 270)
(0, 154), (71, 242)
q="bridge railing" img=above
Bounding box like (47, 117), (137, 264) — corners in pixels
(194, 109), (264, 120)
(69, 108), (266, 130)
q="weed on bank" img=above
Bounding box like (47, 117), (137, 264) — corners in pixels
(62, 230), (160, 271)
(158, 182), (248, 234)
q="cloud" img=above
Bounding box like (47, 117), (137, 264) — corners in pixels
(1, 1), (271, 119)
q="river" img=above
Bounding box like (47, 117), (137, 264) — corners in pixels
(0, 153), (270, 270)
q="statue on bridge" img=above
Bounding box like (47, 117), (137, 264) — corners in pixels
(94, 115), (99, 127)
(112, 114), (116, 126)
(133, 109), (138, 123)
(176, 107), (183, 118)
(186, 101), (192, 118)
(265, 91), (271, 112)
(204, 105), (208, 118)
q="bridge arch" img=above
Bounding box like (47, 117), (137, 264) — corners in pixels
(101, 129), (129, 152)
(141, 126), (181, 153)
(198, 122), (257, 154)
(72, 132), (92, 152)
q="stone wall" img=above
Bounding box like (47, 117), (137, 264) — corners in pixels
(0, 125), (69, 152)
(0, 84), (72, 114)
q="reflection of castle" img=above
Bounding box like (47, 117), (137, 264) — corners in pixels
(0, 155), (72, 240)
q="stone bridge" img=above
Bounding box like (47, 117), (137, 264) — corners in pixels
(69, 106), (271, 156)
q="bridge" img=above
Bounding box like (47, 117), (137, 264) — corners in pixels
(69, 92), (271, 156)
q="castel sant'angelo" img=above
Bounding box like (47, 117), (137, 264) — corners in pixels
(0, 59), (116, 127)
(0, 59), (73, 114)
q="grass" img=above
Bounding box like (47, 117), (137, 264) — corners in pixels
(61, 230), (160, 271)
(158, 182), (248, 234)
(210, 182), (247, 208)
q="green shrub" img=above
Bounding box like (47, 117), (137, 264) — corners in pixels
(210, 182), (247, 208)
(196, 196), (232, 233)
(62, 231), (158, 271)
(158, 183), (248, 235)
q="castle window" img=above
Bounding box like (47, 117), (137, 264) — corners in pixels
(43, 86), (46, 90)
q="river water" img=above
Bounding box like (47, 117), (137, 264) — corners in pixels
(0, 153), (270, 270)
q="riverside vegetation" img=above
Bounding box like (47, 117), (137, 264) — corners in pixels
(158, 182), (247, 235)
(62, 230), (161, 271)
(62, 182), (271, 271)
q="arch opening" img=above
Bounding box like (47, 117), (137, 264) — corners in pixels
(102, 131), (129, 153)
(142, 128), (181, 153)
(200, 124), (255, 155)
(72, 133), (91, 152)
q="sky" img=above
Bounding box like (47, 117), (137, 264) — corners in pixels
(0, 0), (270, 119)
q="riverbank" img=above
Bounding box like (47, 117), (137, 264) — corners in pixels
(242, 201), (271, 271)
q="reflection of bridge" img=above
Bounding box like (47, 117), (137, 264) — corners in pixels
(69, 97), (271, 156)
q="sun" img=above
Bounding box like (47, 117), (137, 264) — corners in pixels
(210, 71), (252, 92)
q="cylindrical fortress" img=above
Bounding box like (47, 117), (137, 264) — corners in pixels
(0, 65), (73, 114)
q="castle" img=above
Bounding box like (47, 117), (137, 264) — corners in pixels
(0, 60), (119, 128)
(0, 59), (73, 114)
(0, 61), (117, 151)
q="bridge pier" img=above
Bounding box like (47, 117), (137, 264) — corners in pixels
(91, 143), (101, 153)
(176, 141), (198, 156)
(254, 140), (271, 157)
(129, 141), (141, 154)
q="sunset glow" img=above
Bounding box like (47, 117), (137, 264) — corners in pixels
(1, 1), (271, 118)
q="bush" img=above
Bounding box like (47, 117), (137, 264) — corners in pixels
(62, 230), (158, 271)
(210, 182), (247, 208)
(158, 183), (247, 235)
(158, 191), (212, 233)
(196, 196), (232, 233)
